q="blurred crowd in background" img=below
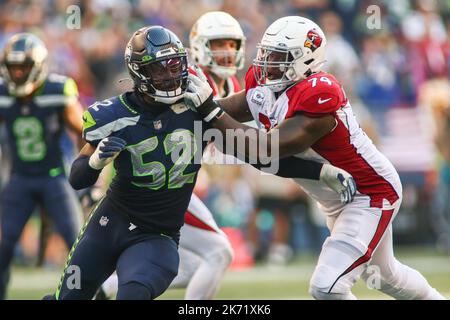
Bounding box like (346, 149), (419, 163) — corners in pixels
(1, 0), (450, 268)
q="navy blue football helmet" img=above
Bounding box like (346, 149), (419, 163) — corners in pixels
(125, 26), (188, 104)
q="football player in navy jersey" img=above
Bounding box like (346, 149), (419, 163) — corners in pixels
(0, 33), (84, 299)
(51, 25), (356, 300)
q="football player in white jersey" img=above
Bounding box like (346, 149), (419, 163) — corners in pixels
(185, 16), (446, 300)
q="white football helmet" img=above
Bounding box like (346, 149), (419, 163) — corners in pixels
(190, 11), (245, 79)
(253, 16), (327, 92)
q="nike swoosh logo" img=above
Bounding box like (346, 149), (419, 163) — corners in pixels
(318, 97), (332, 104)
(82, 115), (87, 122)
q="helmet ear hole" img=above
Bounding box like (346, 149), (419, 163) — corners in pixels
(286, 68), (296, 80)
(304, 69), (313, 77)
(304, 59), (314, 65)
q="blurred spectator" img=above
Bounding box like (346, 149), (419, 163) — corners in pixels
(202, 166), (255, 230)
(320, 11), (361, 93)
(402, 0), (447, 43)
(402, 0), (448, 90)
(419, 77), (450, 253)
(244, 169), (309, 264)
(358, 32), (404, 111)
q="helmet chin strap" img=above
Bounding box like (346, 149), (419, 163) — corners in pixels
(153, 94), (185, 104)
(267, 82), (289, 93)
(136, 81), (185, 105)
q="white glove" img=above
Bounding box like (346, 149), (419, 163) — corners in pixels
(184, 66), (215, 112)
(88, 136), (127, 170)
(320, 163), (357, 204)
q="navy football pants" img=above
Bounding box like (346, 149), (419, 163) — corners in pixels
(55, 197), (179, 300)
(0, 174), (82, 299)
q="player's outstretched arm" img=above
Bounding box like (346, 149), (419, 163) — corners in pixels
(185, 72), (356, 204)
(68, 137), (126, 190)
(185, 73), (336, 158)
(215, 90), (253, 122)
(252, 158), (356, 204)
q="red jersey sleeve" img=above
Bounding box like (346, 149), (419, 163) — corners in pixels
(244, 66), (258, 93)
(286, 73), (347, 118)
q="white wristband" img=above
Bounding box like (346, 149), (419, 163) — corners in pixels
(203, 107), (222, 122)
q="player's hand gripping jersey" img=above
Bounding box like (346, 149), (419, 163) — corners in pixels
(245, 69), (402, 215)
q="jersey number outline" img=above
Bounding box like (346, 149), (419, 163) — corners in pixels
(127, 129), (198, 190)
(12, 117), (47, 162)
(308, 76), (332, 87)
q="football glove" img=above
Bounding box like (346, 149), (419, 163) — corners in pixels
(320, 163), (357, 204)
(184, 66), (213, 108)
(184, 66), (225, 122)
(88, 136), (127, 170)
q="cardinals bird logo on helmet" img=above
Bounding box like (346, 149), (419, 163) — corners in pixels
(304, 30), (323, 52)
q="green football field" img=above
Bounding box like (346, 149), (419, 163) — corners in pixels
(6, 246), (450, 300)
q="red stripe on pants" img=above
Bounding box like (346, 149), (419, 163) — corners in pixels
(184, 211), (217, 232)
(328, 208), (394, 293)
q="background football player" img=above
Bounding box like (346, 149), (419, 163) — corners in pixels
(0, 33), (84, 299)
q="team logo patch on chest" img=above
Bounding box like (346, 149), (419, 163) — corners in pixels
(153, 120), (162, 130)
(250, 90), (265, 106)
(99, 216), (109, 227)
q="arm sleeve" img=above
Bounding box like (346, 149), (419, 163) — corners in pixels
(251, 157), (323, 180)
(82, 104), (116, 147)
(69, 155), (102, 190)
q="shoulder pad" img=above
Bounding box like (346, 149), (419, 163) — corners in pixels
(0, 79), (13, 110)
(34, 74), (79, 108)
(286, 72), (347, 117)
(44, 73), (70, 95)
(82, 95), (139, 145)
(47, 73), (69, 84)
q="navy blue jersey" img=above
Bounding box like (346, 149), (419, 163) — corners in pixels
(82, 92), (208, 235)
(0, 74), (79, 176)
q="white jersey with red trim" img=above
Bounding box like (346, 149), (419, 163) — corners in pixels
(245, 68), (402, 215)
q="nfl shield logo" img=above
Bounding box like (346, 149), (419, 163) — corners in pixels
(153, 120), (162, 130)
